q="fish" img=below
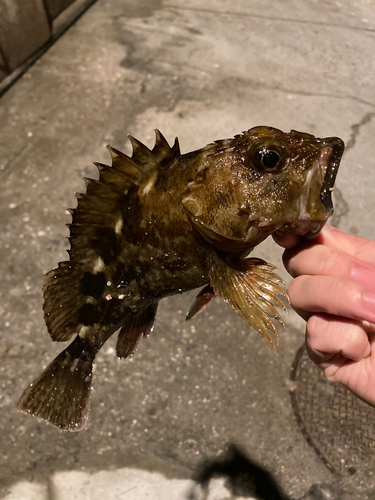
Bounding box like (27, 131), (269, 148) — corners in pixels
(17, 126), (345, 431)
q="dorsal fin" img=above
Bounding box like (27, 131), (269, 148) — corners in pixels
(43, 131), (180, 342)
(72, 142), (150, 231)
(153, 129), (170, 157)
(171, 137), (180, 157)
(70, 133), (179, 259)
(128, 135), (159, 173)
(126, 131), (181, 172)
(151, 129), (180, 167)
(106, 145), (148, 181)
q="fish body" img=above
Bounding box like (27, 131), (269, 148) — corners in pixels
(18, 126), (345, 430)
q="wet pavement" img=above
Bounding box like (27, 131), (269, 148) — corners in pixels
(1, 0), (375, 498)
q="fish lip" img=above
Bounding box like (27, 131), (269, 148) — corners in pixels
(318, 136), (345, 214)
(298, 220), (326, 240)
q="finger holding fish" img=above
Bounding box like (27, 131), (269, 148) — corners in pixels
(276, 222), (375, 406)
(305, 312), (375, 407)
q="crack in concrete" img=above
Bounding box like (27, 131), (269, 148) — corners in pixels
(330, 187), (349, 228)
(258, 84), (375, 109)
(47, 476), (56, 500)
(0, 142), (33, 174)
(164, 5), (375, 34)
(115, 15), (375, 111)
(219, 75), (375, 109)
(345, 111), (375, 151)
(151, 58), (216, 75)
(329, 111), (375, 227)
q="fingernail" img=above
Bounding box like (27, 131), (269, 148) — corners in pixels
(352, 266), (375, 289)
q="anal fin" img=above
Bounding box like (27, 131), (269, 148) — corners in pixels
(116, 303), (158, 358)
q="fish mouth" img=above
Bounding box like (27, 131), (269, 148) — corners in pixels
(303, 136), (345, 239)
(277, 136), (345, 240)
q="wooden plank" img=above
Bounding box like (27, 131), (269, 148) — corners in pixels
(0, 45), (8, 72)
(0, 0), (51, 71)
(44, 0), (76, 21)
(0, 67), (8, 84)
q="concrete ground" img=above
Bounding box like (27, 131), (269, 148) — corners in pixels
(1, 0), (375, 498)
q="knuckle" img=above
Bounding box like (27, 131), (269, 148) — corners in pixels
(306, 315), (322, 343)
(320, 248), (345, 276)
(342, 323), (366, 353)
(282, 252), (295, 276)
(287, 276), (303, 301)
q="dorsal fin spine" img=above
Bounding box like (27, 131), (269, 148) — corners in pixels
(172, 137), (180, 156)
(154, 129), (170, 151)
(128, 135), (153, 154)
(107, 144), (148, 178)
(128, 135), (159, 170)
(106, 144), (127, 160)
(93, 162), (110, 172)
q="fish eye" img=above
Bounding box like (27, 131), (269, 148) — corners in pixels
(248, 138), (288, 173)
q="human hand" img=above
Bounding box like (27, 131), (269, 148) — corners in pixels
(273, 225), (375, 406)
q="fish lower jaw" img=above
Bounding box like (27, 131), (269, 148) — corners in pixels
(249, 212), (327, 241)
(278, 218), (327, 238)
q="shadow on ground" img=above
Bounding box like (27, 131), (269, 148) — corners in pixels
(192, 443), (289, 500)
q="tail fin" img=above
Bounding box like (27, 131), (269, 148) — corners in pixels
(17, 348), (93, 431)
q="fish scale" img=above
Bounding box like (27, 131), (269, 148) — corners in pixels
(18, 126), (344, 431)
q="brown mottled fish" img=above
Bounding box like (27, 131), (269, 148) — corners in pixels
(17, 126), (345, 431)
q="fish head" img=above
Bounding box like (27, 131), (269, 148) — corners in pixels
(182, 126), (345, 252)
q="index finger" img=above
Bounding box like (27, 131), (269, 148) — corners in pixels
(316, 225), (375, 264)
(283, 241), (375, 280)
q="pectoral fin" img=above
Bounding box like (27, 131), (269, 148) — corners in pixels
(209, 253), (289, 351)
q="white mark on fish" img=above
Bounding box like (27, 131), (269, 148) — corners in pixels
(93, 257), (105, 273)
(70, 359), (80, 373)
(79, 326), (89, 338)
(196, 164), (207, 174)
(114, 217), (123, 235)
(142, 178), (155, 196)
